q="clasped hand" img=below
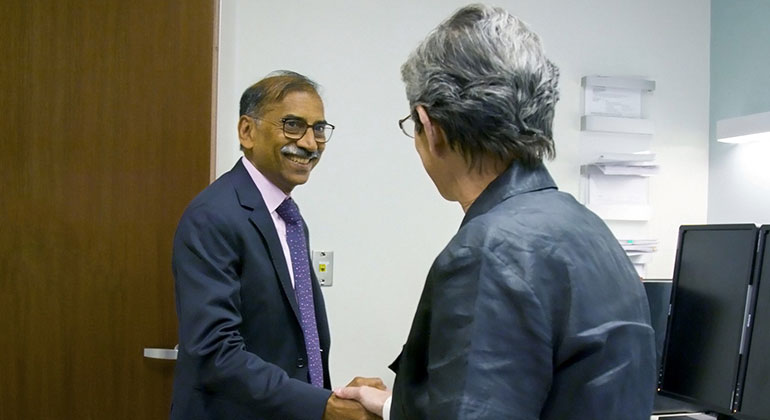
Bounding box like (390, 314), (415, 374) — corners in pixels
(323, 377), (392, 420)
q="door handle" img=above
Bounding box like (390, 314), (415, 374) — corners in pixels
(143, 344), (178, 360)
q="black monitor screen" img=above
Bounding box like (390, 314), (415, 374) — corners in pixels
(739, 226), (770, 420)
(644, 280), (673, 370)
(643, 280), (698, 414)
(660, 225), (757, 414)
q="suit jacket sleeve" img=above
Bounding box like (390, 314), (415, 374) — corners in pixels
(172, 205), (331, 419)
(423, 244), (553, 420)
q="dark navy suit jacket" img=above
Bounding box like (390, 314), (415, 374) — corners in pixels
(170, 159), (332, 420)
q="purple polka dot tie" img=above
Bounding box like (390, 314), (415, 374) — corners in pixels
(276, 197), (323, 388)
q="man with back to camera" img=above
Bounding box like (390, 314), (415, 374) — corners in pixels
(335, 5), (657, 419)
(170, 70), (380, 420)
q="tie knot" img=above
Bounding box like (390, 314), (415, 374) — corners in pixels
(276, 197), (302, 225)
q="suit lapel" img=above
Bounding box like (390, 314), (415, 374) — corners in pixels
(249, 210), (302, 323)
(230, 160), (302, 325)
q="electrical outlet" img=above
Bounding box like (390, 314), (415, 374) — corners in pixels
(312, 250), (333, 287)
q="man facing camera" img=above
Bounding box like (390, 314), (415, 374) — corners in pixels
(171, 71), (377, 420)
(337, 5), (656, 420)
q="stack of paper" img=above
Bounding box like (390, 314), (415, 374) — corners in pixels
(618, 239), (658, 278)
(579, 153), (659, 221)
(592, 152), (659, 176)
(585, 85), (642, 118)
(592, 152), (660, 175)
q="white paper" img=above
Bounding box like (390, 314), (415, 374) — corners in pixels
(595, 152), (656, 163)
(587, 203), (652, 221)
(618, 237), (657, 276)
(597, 165), (659, 176)
(582, 165), (652, 220)
(619, 239), (658, 246)
(626, 253), (654, 264)
(622, 244), (658, 252)
(587, 171), (649, 206)
(584, 86), (642, 118)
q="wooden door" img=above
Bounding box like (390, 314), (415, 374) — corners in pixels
(0, 1), (217, 418)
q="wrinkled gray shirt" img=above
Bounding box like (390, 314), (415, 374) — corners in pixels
(390, 162), (656, 420)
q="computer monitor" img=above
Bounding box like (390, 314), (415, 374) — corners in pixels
(736, 225), (770, 420)
(643, 279), (698, 414)
(644, 280), (673, 371)
(659, 224), (758, 416)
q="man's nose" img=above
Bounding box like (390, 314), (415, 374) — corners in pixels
(295, 127), (318, 151)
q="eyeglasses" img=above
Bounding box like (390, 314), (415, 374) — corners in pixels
(398, 114), (416, 138)
(252, 116), (335, 143)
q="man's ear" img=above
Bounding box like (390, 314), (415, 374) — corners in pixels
(238, 115), (256, 151)
(415, 105), (447, 155)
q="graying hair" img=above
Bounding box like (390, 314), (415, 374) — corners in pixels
(239, 70), (319, 118)
(401, 4), (559, 168)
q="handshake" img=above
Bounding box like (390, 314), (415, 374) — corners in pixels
(323, 376), (392, 420)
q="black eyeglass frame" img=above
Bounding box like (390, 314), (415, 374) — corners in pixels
(251, 115), (335, 143)
(398, 114), (416, 138)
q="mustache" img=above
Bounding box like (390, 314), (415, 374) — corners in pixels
(281, 144), (321, 160)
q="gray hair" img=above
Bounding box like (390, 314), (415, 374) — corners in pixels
(239, 70), (320, 118)
(401, 4), (559, 168)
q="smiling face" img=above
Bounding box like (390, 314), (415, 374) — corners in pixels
(239, 90), (326, 194)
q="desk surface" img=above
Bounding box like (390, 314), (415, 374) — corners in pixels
(651, 414), (715, 420)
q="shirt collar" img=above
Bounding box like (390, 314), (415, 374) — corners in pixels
(462, 161), (557, 227)
(241, 156), (288, 213)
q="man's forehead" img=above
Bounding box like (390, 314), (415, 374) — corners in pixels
(267, 90), (325, 119)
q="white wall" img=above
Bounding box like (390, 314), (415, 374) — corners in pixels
(216, 0), (711, 387)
